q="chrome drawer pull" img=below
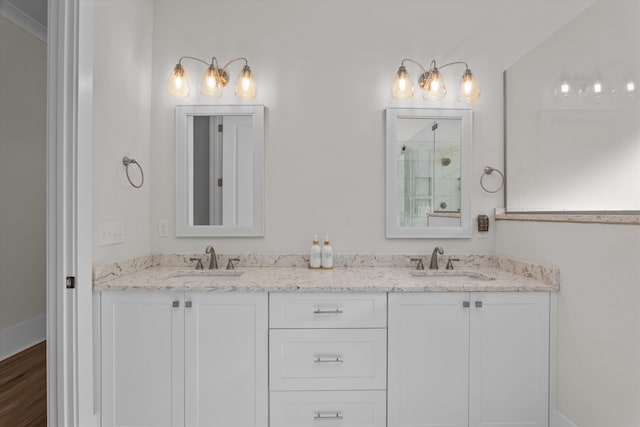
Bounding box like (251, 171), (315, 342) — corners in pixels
(313, 308), (343, 314)
(314, 356), (344, 364)
(314, 412), (343, 421)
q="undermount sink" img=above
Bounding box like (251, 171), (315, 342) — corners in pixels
(164, 270), (243, 283)
(409, 271), (493, 282)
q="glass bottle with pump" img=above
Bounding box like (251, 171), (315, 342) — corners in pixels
(309, 235), (322, 269)
(321, 235), (333, 269)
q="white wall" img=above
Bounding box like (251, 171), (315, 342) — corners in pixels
(149, 0), (591, 257)
(495, 220), (640, 427)
(92, 0), (154, 264)
(0, 16), (46, 333)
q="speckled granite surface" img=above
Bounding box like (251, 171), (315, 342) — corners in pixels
(93, 254), (559, 293)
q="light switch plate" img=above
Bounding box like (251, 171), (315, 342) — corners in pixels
(97, 221), (125, 246)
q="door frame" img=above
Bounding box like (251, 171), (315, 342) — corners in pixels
(47, 0), (95, 425)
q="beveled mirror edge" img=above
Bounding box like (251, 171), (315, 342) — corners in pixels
(385, 107), (472, 239)
(175, 105), (265, 237)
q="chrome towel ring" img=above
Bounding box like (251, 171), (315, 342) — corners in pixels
(480, 166), (504, 193)
(122, 156), (144, 189)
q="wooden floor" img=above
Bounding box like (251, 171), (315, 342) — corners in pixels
(0, 341), (47, 427)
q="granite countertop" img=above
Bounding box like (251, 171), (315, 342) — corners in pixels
(93, 254), (559, 293)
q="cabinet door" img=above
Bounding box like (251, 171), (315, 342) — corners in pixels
(388, 293), (470, 427)
(184, 292), (268, 427)
(101, 291), (184, 427)
(469, 292), (549, 427)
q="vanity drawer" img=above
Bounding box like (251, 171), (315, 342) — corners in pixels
(269, 293), (387, 328)
(270, 390), (386, 427)
(269, 329), (387, 391)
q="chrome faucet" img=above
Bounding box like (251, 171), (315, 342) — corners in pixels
(429, 246), (444, 270)
(205, 245), (218, 269)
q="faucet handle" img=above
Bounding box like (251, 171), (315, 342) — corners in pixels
(189, 257), (204, 270)
(445, 258), (460, 270)
(410, 258), (425, 270)
(226, 258), (240, 270)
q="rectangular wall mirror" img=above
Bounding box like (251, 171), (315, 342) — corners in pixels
(505, 1), (640, 212)
(176, 105), (264, 236)
(386, 108), (472, 238)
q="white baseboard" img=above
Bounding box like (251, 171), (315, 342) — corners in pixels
(554, 410), (578, 427)
(0, 314), (46, 361)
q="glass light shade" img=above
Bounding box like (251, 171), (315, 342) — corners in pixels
(234, 65), (256, 99)
(422, 68), (446, 101)
(593, 81), (603, 94)
(626, 81), (636, 93)
(554, 69), (572, 99)
(200, 65), (223, 97)
(591, 69), (604, 99)
(392, 66), (413, 99)
(457, 69), (480, 103)
(166, 64), (190, 97)
(624, 79), (637, 102)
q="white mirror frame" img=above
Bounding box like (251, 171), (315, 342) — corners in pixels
(385, 108), (472, 238)
(176, 105), (265, 237)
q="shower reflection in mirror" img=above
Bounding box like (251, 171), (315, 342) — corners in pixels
(395, 118), (462, 227)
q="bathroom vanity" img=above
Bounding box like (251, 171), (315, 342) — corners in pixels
(94, 255), (557, 427)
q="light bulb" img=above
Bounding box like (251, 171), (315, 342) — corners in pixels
(627, 81), (635, 92)
(457, 69), (480, 103)
(561, 83), (570, 94)
(200, 65), (223, 97)
(166, 64), (190, 97)
(392, 66), (413, 99)
(422, 67), (446, 101)
(234, 65), (256, 99)
(593, 82), (602, 94)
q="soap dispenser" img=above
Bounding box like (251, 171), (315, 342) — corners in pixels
(321, 235), (333, 269)
(309, 235), (322, 269)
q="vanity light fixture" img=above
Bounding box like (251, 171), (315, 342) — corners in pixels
(391, 59), (480, 103)
(166, 56), (256, 99)
(553, 68), (639, 103)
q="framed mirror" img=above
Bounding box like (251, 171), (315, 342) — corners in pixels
(176, 105), (264, 236)
(386, 108), (472, 238)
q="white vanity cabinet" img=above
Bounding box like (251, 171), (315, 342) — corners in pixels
(269, 293), (388, 427)
(100, 291), (268, 427)
(388, 292), (550, 427)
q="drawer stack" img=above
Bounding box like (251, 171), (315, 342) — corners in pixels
(269, 293), (388, 427)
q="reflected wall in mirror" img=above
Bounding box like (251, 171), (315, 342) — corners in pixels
(505, 1), (640, 212)
(386, 108), (472, 238)
(176, 105), (264, 236)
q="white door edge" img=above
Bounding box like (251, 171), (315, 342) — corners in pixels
(47, 0), (95, 426)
